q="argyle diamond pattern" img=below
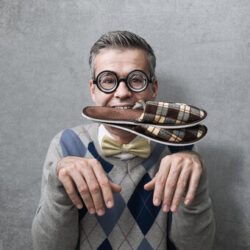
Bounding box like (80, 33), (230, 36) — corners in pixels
(60, 129), (171, 249)
(137, 238), (154, 250)
(88, 141), (113, 173)
(127, 173), (161, 235)
(142, 143), (166, 171)
(97, 239), (113, 250)
(96, 192), (126, 236)
(60, 129), (87, 157)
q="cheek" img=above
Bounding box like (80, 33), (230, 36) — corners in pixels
(94, 90), (113, 106)
(136, 88), (155, 101)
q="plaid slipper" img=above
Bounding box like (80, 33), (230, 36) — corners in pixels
(82, 100), (207, 129)
(101, 123), (207, 146)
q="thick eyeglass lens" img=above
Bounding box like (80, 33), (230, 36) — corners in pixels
(98, 72), (117, 90)
(128, 71), (147, 90)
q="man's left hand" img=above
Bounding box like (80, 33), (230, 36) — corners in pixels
(144, 151), (203, 213)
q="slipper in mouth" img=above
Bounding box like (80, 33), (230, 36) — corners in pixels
(82, 100), (207, 129)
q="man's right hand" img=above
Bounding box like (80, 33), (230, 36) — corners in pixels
(56, 156), (122, 216)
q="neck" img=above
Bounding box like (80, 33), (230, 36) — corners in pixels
(104, 124), (136, 144)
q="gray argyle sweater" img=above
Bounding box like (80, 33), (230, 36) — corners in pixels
(32, 123), (215, 250)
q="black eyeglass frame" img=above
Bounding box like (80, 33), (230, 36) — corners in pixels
(93, 69), (154, 93)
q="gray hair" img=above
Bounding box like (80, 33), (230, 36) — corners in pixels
(89, 31), (156, 79)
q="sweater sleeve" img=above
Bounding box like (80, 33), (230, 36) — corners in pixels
(169, 150), (216, 250)
(31, 133), (79, 250)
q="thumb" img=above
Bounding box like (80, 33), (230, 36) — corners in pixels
(110, 181), (122, 193)
(144, 177), (156, 191)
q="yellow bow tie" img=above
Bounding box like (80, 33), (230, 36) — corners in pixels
(101, 135), (151, 158)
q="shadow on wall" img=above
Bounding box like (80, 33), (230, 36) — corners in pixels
(201, 144), (249, 250)
(155, 76), (187, 103)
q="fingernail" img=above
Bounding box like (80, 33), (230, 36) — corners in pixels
(163, 205), (169, 212)
(89, 208), (95, 214)
(154, 198), (160, 206)
(97, 209), (104, 216)
(185, 199), (190, 205)
(171, 205), (177, 212)
(107, 200), (113, 208)
(77, 204), (83, 209)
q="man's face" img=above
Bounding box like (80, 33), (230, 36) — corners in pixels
(89, 48), (158, 107)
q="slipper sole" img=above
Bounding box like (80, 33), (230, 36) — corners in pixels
(99, 123), (208, 146)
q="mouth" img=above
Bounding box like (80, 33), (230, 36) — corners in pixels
(112, 105), (134, 109)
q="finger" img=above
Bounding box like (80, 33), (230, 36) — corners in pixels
(81, 165), (105, 216)
(144, 177), (156, 191)
(110, 181), (122, 193)
(153, 161), (171, 207)
(58, 171), (83, 209)
(92, 161), (115, 209)
(162, 158), (183, 212)
(170, 166), (192, 212)
(184, 165), (202, 206)
(70, 170), (95, 214)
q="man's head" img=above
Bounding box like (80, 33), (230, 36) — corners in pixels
(89, 31), (158, 105)
(88, 31), (158, 141)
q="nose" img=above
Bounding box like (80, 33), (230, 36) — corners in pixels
(114, 81), (132, 99)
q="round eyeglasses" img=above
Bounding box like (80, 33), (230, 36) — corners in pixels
(93, 70), (154, 93)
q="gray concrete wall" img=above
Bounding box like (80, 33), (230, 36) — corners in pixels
(1, 0), (249, 249)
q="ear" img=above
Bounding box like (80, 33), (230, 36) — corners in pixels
(151, 79), (158, 101)
(89, 80), (96, 103)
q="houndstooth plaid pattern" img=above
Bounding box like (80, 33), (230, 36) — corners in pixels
(136, 101), (206, 125)
(139, 124), (207, 143)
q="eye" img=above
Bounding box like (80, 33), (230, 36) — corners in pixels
(101, 76), (115, 84)
(129, 72), (146, 89)
(131, 76), (142, 83)
(98, 72), (117, 90)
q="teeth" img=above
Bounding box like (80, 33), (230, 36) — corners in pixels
(114, 106), (133, 109)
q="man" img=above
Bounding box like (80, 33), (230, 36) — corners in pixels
(32, 31), (215, 250)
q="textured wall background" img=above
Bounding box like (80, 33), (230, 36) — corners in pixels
(1, 0), (250, 249)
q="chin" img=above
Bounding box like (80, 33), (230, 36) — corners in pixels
(105, 125), (126, 134)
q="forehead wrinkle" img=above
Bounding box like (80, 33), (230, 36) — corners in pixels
(94, 48), (149, 78)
